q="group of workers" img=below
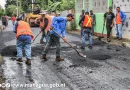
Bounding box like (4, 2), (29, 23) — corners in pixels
(79, 6), (126, 49)
(12, 6), (126, 66)
(13, 11), (73, 65)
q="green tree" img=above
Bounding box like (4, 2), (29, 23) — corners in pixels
(6, 5), (23, 16)
(0, 8), (5, 18)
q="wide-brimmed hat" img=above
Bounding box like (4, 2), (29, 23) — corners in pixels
(39, 12), (47, 15)
(82, 9), (85, 12)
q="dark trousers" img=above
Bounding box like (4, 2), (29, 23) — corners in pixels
(91, 24), (95, 34)
(106, 25), (112, 38)
(42, 34), (60, 57)
(40, 31), (45, 41)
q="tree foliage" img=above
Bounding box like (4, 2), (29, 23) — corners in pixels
(0, 7), (5, 18)
(5, 0), (75, 16)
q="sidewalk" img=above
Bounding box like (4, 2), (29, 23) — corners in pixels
(67, 30), (130, 48)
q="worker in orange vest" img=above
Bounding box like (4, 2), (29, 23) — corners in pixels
(13, 17), (34, 65)
(79, 12), (93, 49)
(35, 12), (52, 44)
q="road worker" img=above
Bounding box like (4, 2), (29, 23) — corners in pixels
(115, 7), (126, 40)
(90, 10), (96, 35)
(79, 10), (85, 36)
(1, 14), (8, 29)
(11, 15), (16, 25)
(35, 11), (52, 44)
(41, 14), (74, 61)
(104, 6), (115, 42)
(79, 12), (93, 49)
(13, 17), (34, 65)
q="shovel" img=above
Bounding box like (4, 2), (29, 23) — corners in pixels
(32, 31), (42, 43)
(98, 24), (105, 41)
(52, 30), (86, 58)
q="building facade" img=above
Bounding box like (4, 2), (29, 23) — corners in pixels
(75, 0), (130, 39)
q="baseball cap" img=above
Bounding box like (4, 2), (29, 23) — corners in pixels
(16, 16), (22, 21)
(82, 9), (85, 12)
(67, 14), (74, 19)
(109, 6), (112, 10)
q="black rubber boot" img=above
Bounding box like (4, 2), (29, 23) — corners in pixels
(25, 58), (31, 65)
(41, 55), (48, 61)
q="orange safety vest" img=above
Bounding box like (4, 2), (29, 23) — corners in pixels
(83, 15), (93, 28)
(16, 20), (34, 39)
(39, 14), (52, 31)
(39, 16), (44, 29)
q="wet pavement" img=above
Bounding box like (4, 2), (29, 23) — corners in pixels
(0, 21), (130, 90)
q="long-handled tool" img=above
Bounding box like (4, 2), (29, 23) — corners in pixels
(32, 31), (42, 43)
(52, 30), (86, 58)
(98, 24), (105, 41)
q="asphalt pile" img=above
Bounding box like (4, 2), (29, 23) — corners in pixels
(1, 45), (43, 57)
(1, 45), (72, 57)
(1, 45), (17, 57)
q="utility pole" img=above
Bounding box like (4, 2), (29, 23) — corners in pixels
(32, 0), (34, 12)
(17, 0), (18, 16)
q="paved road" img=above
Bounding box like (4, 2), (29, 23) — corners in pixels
(1, 21), (130, 90)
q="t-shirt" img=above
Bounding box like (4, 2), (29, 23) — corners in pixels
(116, 13), (122, 24)
(104, 12), (115, 25)
(11, 16), (16, 22)
(90, 14), (96, 24)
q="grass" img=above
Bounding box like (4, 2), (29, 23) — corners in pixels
(0, 54), (5, 90)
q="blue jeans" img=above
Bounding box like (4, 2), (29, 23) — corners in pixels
(116, 24), (122, 38)
(81, 27), (84, 36)
(82, 28), (92, 47)
(17, 40), (31, 59)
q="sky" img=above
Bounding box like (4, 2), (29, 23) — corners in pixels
(0, 0), (6, 9)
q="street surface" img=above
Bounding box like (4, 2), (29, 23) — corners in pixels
(0, 21), (130, 90)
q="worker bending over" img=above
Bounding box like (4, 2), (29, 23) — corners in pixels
(13, 17), (34, 65)
(41, 14), (74, 61)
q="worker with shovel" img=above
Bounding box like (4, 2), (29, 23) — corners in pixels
(35, 11), (52, 44)
(79, 12), (93, 49)
(104, 6), (115, 42)
(13, 17), (34, 65)
(41, 14), (74, 61)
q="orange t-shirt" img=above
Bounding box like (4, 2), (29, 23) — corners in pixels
(116, 13), (122, 24)
(12, 16), (16, 22)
